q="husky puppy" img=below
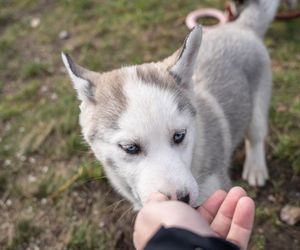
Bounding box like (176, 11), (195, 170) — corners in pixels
(62, 0), (280, 209)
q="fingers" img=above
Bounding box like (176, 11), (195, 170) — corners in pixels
(197, 190), (227, 224)
(133, 203), (161, 250)
(226, 196), (255, 250)
(210, 186), (247, 237)
(133, 231), (141, 250)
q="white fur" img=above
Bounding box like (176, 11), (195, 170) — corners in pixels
(196, 87), (232, 165)
(170, 25), (202, 86)
(61, 53), (90, 102)
(109, 67), (199, 208)
(243, 64), (271, 186)
(199, 175), (222, 202)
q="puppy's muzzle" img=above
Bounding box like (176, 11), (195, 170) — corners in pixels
(178, 194), (190, 204)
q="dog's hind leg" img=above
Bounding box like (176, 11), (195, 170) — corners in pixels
(243, 69), (272, 186)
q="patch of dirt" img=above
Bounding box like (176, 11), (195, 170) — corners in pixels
(232, 146), (300, 250)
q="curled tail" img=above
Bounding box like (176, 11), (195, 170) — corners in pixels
(235, 0), (280, 37)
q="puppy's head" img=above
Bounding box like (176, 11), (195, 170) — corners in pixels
(62, 26), (202, 209)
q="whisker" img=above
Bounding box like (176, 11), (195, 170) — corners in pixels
(102, 198), (127, 212)
(113, 198), (127, 213)
(131, 212), (138, 226)
(117, 206), (134, 224)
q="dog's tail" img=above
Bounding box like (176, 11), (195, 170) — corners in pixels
(235, 0), (280, 37)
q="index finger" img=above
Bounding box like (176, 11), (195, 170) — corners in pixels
(197, 190), (227, 224)
(210, 186), (247, 237)
(226, 196), (255, 250)
(146, 193), (169, 203)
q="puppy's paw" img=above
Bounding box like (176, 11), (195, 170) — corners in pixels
(242, 159), (269, 187)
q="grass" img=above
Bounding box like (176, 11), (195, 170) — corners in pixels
(67, 223), (95, 250)
(0, 0), (299, 249)
(7, 219), (41, 250)
(66, 220), (122, 250)
(66, 223), (112, 250)
(251, 234), (266, 250)
(21, 62), (48, 79)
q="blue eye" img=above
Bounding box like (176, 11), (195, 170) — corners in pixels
(119, 144), (141, 155)
(173, 130), (186, 144)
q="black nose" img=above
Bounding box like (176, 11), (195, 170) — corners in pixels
(178, 194), (190, 204)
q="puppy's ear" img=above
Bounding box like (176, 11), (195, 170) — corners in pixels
(169, 25), (202, 89)
(61, 52), (97, 103)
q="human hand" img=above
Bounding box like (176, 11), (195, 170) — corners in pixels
(133, 186), (255, 250)
(197, 187), (255, 250)
(133, 193), (214, 250)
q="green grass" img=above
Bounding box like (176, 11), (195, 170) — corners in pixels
(251, 234), (266, 250)
(34, 172), (57, 199)
(21, 62), (48, 79)
(67, 224), (94, 250)
(66, 222), (114, 250)
(67, 223), (97, 250)
(7, 219), (41, 250)
(79, 160), (103, 182)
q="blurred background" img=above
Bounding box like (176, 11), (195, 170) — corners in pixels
(0, 0), (299, 249)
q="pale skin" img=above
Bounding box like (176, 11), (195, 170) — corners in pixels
(134, 186), (255, 250)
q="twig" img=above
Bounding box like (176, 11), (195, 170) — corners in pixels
(50, 167), (83, 200)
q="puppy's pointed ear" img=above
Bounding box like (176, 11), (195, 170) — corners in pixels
(61, 52), (97, 103)
(169, 25), (202, 89)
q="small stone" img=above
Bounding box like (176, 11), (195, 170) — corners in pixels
(28, 175), (37, 183)
(19, 127), (25, 133)
(276, 103), (287, 113)
(257, 227), (264, 233)
(280, 205), (300, 225)
(29, 157), (36, 164)
(26, 206), (33, 214)
(267, 195), (276, 202)
(16, 153), (27, 162)
(4, 159), (11, 166)
(58, 30), (70, 40)
(50, 93), (58, 100)
(72, 191), (78, 197)
(42, 166), (48, 173)
(40, 86), (49, 93)
(41, 198), (47, 205)
(30, 17), (40, 28)
(6, 199), (12, 207)
(99, 221), (105, 228)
